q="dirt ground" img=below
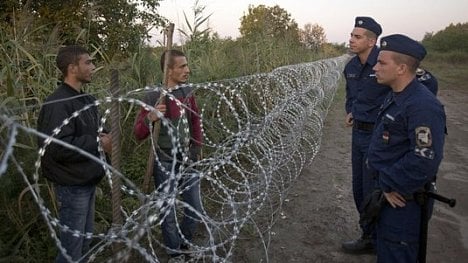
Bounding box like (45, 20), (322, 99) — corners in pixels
(232, 86), (468, 262)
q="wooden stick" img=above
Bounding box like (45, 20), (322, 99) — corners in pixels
(142, 23), (175, 193)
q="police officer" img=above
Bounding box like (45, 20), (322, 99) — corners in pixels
(342, 16), (390, 254)
(368, 34), (446, 262)
(417, 68), (438, 95)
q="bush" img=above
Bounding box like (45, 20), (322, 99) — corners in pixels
(423, 22), (468, 53)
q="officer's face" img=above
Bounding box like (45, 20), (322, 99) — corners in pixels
(373, 51), (400, 87)
(349, 28), (375, 55)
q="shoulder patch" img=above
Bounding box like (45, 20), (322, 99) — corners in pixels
(415, 126), (432, 147)
(414, 147), (435, 160)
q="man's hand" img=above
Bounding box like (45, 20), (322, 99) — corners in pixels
(147, 103), (167, 122)
(345, 112), (354, 127)
(99, 133), (112, 154)
(189, 146), (202, 162)
(383, 191), (406, 208)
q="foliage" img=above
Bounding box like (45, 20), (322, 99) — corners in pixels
(0, 1), (348, 260)
(422, 22), (468, 53)
(426, 50), (468, 65)
(239, 4), (300, 45)
(1, 1), (465, 257)
(422, 51), (468, 91)
(177, 0), (215, 79)
(0, 0), (167, 56)
(323, 42), (348, 56)
(300, 23), (327, 52)
(178, 0), (213, 44)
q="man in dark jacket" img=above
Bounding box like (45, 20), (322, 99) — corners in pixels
(37, 45), (112, 263)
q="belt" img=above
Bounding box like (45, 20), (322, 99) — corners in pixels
(353, 120), (374, 131)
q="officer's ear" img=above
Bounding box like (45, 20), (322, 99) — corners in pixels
(367, 37), (377, 48)
(396, 63), (408, 76)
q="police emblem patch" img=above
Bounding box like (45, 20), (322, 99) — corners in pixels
(415, 147), (434, 159)
(415, 126), (432, 147)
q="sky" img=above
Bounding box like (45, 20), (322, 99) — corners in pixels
(150, 0), (468, 45)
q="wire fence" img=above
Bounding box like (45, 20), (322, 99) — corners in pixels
(0, 54), (349, 262)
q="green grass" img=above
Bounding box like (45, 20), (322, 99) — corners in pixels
(422, 51), (468, 91)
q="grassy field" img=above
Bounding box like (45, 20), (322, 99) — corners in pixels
(423, 51), (468, 91)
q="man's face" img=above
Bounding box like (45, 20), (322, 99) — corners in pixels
(349, 27), (375, 55)
(73, 53), (95, 83)
(168, 56), (190, 85)
(373, 51), (399, 86)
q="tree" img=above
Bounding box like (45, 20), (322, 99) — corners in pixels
(422, 22), (468, 52)
(239, 4), (299, 43)
(0, 0), (167, 56)
(300, 23), (326, 52)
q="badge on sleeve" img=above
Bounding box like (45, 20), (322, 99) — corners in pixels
(415, 126), (432, 147)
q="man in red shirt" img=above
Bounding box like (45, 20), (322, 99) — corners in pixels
(134, 49), (203, 262)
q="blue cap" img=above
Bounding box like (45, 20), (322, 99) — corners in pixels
(354, 16), (382, 36)
(380, 34), (427, 61)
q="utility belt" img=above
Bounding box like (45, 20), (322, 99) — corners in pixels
(360, 182), (436, 228)
(353, 120), (374, 132)
(402, 181), (437, 204)
(406, 182), (456, 207)
(404, 191), (427, 205)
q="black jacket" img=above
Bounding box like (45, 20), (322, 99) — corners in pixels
(37, 83), (105, 186)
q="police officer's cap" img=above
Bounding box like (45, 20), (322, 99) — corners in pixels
(380, 34), (427, 61)
(354, 16), (382, 36)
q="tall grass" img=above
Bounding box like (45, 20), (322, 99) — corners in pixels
(0, 7), (347, 261)
(422, 51), (468, 91)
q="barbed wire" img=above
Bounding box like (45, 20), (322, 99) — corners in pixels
(0, 54), (349, 262)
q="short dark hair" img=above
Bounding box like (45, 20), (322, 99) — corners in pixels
(160, 49), (186, 72)
(392, 52), (420, 73)
(363, 29), (378, 41)
(56, 45), (89, 77)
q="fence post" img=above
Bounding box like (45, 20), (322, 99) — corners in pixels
(142, 23), (175, 193)
(110, 69), (124, 255)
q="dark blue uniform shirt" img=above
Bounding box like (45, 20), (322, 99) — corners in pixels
(368, 79), (446, 195)
(417, 69), (438, 95)
(344, 46), (390, 122)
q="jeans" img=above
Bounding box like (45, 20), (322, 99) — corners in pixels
(351, 128), (375, 235)
(154, 159), (203, 256)
(55, 184), (96, 263)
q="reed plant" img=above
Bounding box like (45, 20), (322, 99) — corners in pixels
(0, 6), (346, 261)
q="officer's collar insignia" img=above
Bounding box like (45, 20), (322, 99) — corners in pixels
(381, 41), (387, 47)
(415, 126), (432, 147)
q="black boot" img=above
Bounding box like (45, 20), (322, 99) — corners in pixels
(341, 234), (375, 254)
